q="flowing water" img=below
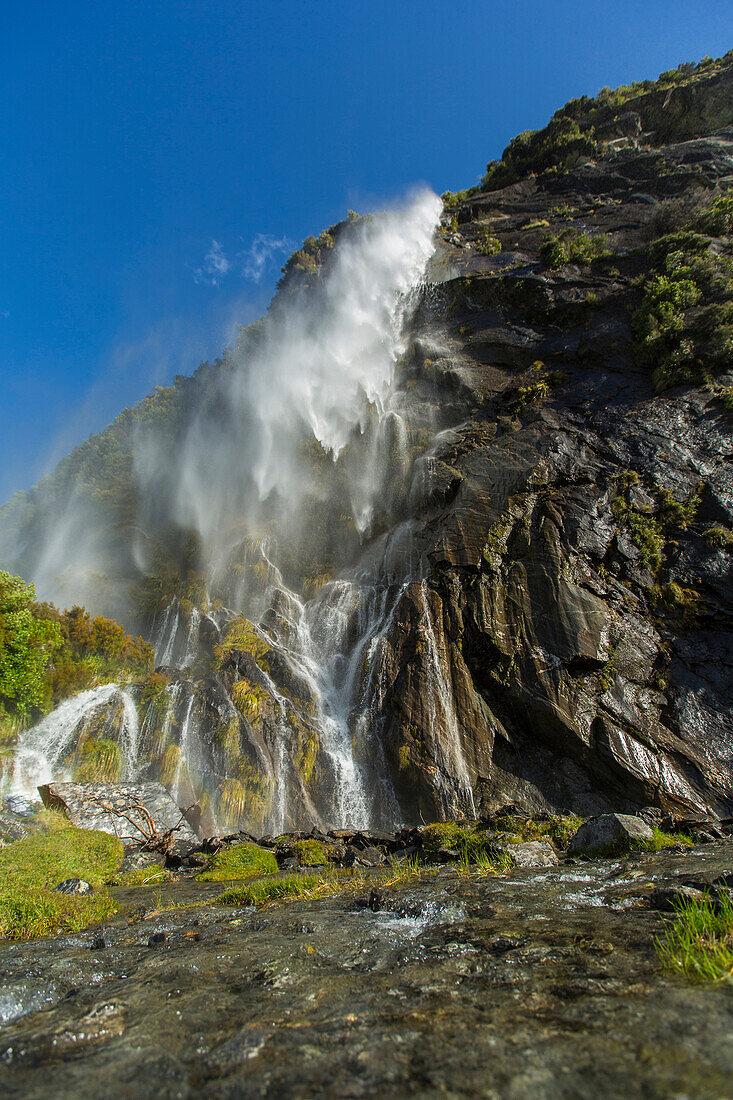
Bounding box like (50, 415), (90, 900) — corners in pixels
(5, 191), (454, 831)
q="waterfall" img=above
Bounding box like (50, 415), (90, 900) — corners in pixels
(10, 684), (140, 799)
(3, 190), (477, 832)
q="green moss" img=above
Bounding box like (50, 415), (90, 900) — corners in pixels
(703, 524), (733, 548)
(196, 843), (278, 882)
(214, 618), (270, 665)
(291, 838), (330, 866)
(230, 680), (265, 723)
(110, 865), (172, 887)
(0, 825), (123, 940)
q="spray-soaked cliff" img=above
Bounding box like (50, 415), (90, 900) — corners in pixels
(3, 52), (733, 832)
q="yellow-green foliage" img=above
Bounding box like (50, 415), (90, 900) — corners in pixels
(215, 618), (269, 665)
(540, 230), (612, 268)
(703, 524), (733, 549)
(216, 778), (249, 827)
(196, 843), (278, 882)
(634, 195), (733, 391)
(0, 825), (123, 940)
(231, 680), (265, 723)
(160, 743), (181, 785)
(656, 893), (733, 983)
(73, 738), (122, 782)
(476, 231), (502, 256)
(219, 873), (333, 907)
(295, 732), (319, 783)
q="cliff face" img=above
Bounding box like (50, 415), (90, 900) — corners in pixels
(5, 55), (733, 830)
(380, 64), (733, 820)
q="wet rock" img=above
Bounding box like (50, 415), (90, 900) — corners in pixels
(352, 845), (387, 867)
(54, 878), (92, 896)
(649, 884), (707, 911)
(90, 931), (111, 950)
(147, 931), (167, 947)
(568, 814), (653, 855)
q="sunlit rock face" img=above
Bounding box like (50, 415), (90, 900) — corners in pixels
(4, 66), (733, 829)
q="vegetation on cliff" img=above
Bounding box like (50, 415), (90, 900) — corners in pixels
(0, 569), (153, 735)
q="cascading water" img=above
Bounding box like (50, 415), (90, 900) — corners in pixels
(7, 189), (465, 831)
(11, 684), (141, 799)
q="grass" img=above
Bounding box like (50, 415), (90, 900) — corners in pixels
(0, 824), (123, 941)
(195, 843), (279, 882)
(656, 894), (733, 983)
(110, 865), (173, 887)
(218, 873), (337, 907)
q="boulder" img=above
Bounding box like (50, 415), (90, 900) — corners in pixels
(568, 814), (653, 856)
(500, 840), (560, 868)
(38, 781), (199, 848)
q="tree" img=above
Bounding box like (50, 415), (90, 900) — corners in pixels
(0, 571), (60, 722)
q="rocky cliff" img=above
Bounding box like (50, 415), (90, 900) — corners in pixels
(3, 52), (733, 830)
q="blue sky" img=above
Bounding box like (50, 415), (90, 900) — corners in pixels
(2, 0), (731, 501)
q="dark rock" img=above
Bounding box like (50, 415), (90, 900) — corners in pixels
(148, 932), (167, 947)
(54, 878), (92, 896)
(568, 814), (653, 856)
(90, 931), (111, 950)
(368, 888), (383, 912)
(649, 885), (707, 911)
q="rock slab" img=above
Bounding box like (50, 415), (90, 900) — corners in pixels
(38, 781), (199, 847)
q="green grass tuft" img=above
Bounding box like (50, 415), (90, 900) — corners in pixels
(218, 873), (333, 907)
(656, 893), (733, 982)
(196, 843), (279, 882)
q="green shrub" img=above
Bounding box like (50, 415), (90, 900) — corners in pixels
(540, 230), (612, 268)
(421, 822), (489, 861)
(196, 843), (278, 882)
(703, 525), (733, 549)
(476, 232), (501, 256)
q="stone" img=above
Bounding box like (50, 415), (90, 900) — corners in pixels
(55, 878), (92, 896)
(649, 885), (707, 911)
(148, 932), (167, 947)
(352, 846), (386, 867)
(501, 841), (560, 868)
(38, 782), (199, 848)
(568, 814), (653, 856)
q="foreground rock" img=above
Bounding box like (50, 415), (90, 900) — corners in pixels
(1, 839), (733, 1097)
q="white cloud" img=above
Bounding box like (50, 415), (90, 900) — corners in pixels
(194, 233), (292, 287)
(240, 234), (292, 283)
(194, 240), (231, 286)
